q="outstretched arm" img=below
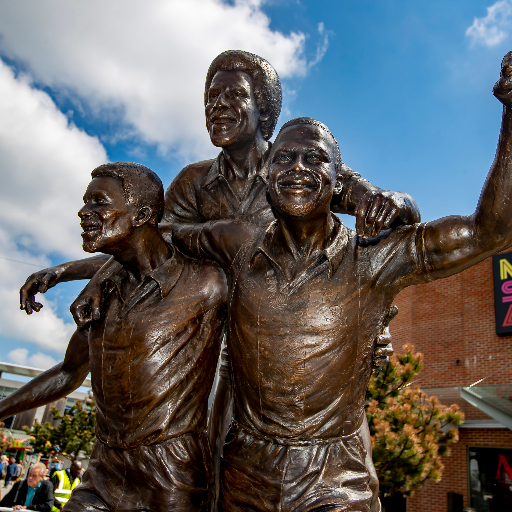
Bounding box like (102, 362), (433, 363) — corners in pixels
(331, 163), (421, 237)
(20, 255), (110, 314)
(421, 53), (512, 280)
(0, 329), (89, 421)
(170, 219), (259, 269)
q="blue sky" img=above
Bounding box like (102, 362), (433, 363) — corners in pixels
(0, 0), (510, 368)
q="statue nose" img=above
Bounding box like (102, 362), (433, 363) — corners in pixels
(292, 160), (305, 172)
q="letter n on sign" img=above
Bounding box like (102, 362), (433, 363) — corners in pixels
(492, 253), (512, 335)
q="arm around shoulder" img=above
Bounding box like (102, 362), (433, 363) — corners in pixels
(163, 159), (214, 223)
(331, 163), (421, 238)
(20, 255), (111, 315)
(172, 219), (259, 269)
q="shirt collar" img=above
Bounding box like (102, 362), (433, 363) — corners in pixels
(107, 244), (184, 300)
(203, 145), (271, 189)
(251, 213), (348, 278)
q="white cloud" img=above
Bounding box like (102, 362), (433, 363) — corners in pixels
(0, 60), (103, 357)
(466, 0), (512, 47)
(0, 0), (326, 160)
(0, 0), (329, 360)
(307, 23), (332, 70)
(7, 348), (58, 370)
(0, 59), (108, 259)
(0, 229), (75, 356)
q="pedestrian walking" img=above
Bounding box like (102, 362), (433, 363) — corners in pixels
(5, 456), (17, 487)
(15, 461), (22, 481)
(1, 455), (7, 483)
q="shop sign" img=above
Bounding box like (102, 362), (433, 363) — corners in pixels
(492, 253), (512, 335)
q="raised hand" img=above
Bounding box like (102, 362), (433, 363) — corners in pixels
(493, 51), (512, 106)
(70, 280), (103, 330)
(20, 265), (66, 314)
(355, 189), (420, 238)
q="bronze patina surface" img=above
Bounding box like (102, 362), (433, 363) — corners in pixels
(8, 50), (509, 512)
(2, 163), (227, 511)
(15, 51), (416, 511)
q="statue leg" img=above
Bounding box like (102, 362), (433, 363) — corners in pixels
(218, 423), (373, 512)
(360, 416), (381, 512)
(77, 434), (212, 512)
(63, 489), (110, 512)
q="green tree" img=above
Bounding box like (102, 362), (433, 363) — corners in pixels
(23, 397), (96, 460)
(0, 421), (12, 453)
(22, 420), (53, 455)
(366, 343), (464, 498)
(50, 397), (96, 460)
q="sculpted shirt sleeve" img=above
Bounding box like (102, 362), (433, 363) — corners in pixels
(360, 224), (433, 297)
(172, 220), (259, 270)
(163, 163), (208, 223)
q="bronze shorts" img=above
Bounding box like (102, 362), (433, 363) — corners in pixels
(64, 432), (211, 512)
(219, 422), (373, 512)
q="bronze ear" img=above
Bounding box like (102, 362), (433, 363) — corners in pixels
(135, 207), (152, 226)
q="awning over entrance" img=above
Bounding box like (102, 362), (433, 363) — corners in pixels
(460, 384), (512, 430)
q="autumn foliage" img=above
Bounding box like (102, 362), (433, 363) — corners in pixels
(366, 344), (464, 497)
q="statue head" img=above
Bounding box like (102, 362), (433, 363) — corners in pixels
(204, 50), (282, 147)
(79, 162), (164, 254)
(267, 117), (342, 219)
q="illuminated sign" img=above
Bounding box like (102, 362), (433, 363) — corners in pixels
(492, 253), (512, 335)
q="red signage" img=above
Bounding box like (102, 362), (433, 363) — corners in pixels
(492, 253), (512, 335)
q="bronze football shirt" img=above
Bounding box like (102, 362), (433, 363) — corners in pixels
(87, 246), (227, 448)
(173, 217), (431, 439)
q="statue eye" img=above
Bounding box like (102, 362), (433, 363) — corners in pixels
(275, 153), (291, 163)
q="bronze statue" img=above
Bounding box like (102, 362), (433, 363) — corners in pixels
(159, 53), (512, 510)
(6, 49), (512, 511)
(17, 51), (415, 510)
(1, 163), (228, 511)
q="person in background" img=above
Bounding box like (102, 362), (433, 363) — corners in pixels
(1, 455), (8, 483)
(0, 463), (54, 512)
(47, 461), (63, 481)
(51, 461), (82, 511)
(15, 461), (22, 482)
(5, 457), (17, 487)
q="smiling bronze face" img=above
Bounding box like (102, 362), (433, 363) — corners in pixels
(268, 123), (338, 219)
(79, 176), (135, 254)
(205, 70), (261, 149)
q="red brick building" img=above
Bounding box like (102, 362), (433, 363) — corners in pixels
(390, 249), (512, 511)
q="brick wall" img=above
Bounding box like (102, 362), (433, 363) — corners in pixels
(386, 250), (512, 511)
(406, 429), (512, 511)
(390, 251), (512, 390)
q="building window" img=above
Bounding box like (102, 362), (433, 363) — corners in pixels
(469, 447), (512, 511)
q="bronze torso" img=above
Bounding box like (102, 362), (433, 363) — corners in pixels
(88, 247), (227, 448)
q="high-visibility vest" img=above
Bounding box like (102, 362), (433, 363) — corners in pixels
(52, 470), (80, 512)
